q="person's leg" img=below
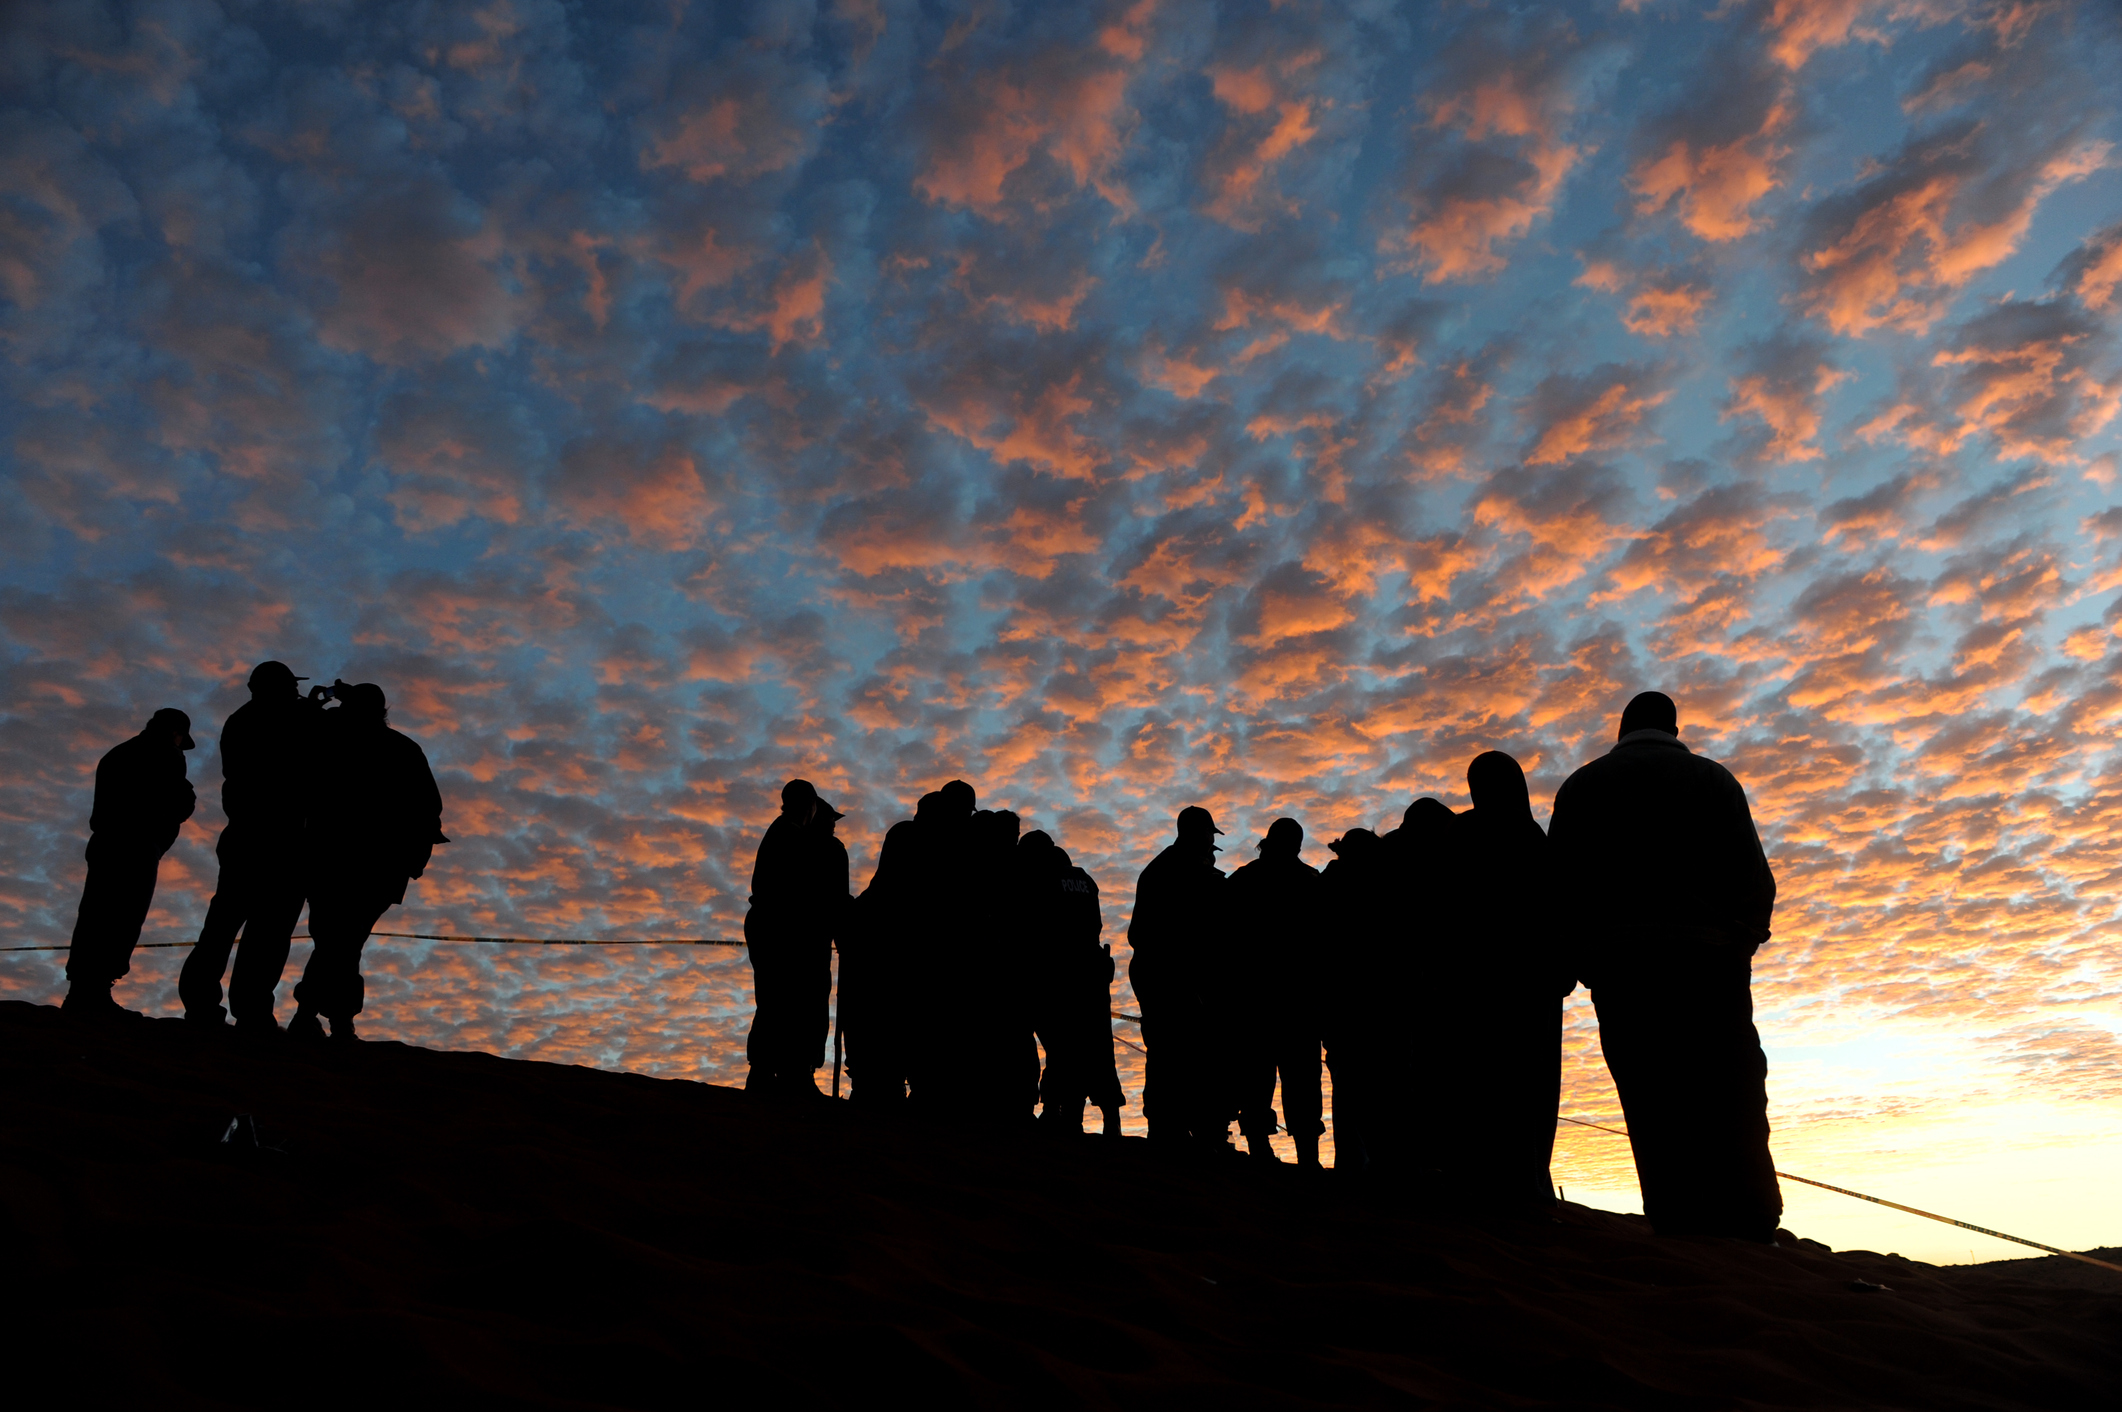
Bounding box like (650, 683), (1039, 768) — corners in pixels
(227, 880), (304, 1029)
(65, 845), (159, 1014)
(790, 933), (834, 1094)
(179, 857), (248, 1024)
(1280, 1034), (1324, 1168)
(744, 936), (784, 1090)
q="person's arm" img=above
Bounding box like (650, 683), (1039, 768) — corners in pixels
(1725, 771), (1776, 948)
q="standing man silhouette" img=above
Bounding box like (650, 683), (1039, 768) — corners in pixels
(180, 662), (318, 1033)
(62, 709), (198, 1020)
(1550, 691), (1781, 1241)
(1224, 818), (1324, 1166)
(1127, 806), (1230, 1150)
(742, 779), (850, 1099)
(289, 683), (445, 1044)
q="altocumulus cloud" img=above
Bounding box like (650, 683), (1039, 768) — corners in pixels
(2, 2), (2120, 1179)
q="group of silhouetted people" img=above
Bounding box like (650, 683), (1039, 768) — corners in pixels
(744, 691), (1785, 1243)
(61, 662), (447, 1044)
(58, 671), (1779, 1241)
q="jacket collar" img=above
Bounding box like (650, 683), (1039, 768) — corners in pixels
(1612, 728), (1690, 753)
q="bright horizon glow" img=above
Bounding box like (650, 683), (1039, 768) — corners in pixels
(4, 2), (2120, 1266)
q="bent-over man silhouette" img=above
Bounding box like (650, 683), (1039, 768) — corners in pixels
(63, 709), (198, 1020)
(1224, 817), (1324, 1166)
(1550, 691), (1781, 1241)
(290, 683), (445, 1044)
(1128, 806), (1231, 1150)
(742, 779), (850, 1099)
(180, 662), (318, 1032)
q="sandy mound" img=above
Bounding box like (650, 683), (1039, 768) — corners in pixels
(4, 1001), (2114, 1410)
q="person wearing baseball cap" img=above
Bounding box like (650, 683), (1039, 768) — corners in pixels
(1224, 817), (1326, 1168)
(1126, 804), (1232, 1150)
(741, 778), (852, 1099)
(62, 708), (199, 1020)
(179, 660), (322, 1033)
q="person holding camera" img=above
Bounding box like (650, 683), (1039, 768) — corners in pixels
(288, 681), (447, 1044)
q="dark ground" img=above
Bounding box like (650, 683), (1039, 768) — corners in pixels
(3, 1000), (2115, 1410)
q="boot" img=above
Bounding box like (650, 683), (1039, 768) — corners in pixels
(62, 980), (132, 1023)
(286, 1008), (326, 1044)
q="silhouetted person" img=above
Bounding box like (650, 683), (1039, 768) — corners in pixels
(1368, 797), (1458, 1177)
(1432, 751), (1573, 1213)
(289, 683), (446, 1043)
(1550, 691), (1781, 1241)
(1319, 827), (1386, 1170)
(1225, 818), (1325, 1166)
(844, 812), (927, 1108)
(179, 662), (319, 1033)
(743, 780), (850, 1099)
(1128, 806), (1232, 1150)
(908, 780), (986, 1118)
(1021, 831), (1124, 1136)
(938, 805), (1038, 1127)
(63, 709), (198, 1020)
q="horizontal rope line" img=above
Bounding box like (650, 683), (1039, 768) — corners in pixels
(3, 933), (746, 953)
(1557, 1114), (2122, 1275)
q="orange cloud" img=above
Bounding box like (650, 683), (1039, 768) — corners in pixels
(1802, 140), (2109, 336)
(915, 39), (1139, 216)
(1630, 101), (1791, 242)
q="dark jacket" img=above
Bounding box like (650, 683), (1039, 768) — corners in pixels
(1223, 852), (1323, 1032)
(218, 696), (315, 831)
(88, 730), (196, 856)
(1549, 729), (1775, 964)
(1126, 842), (1225, 1000)
(745, 813), (851, 942)
(309, 720), (445, 903)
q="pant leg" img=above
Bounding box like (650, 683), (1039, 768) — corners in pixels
(66, 842), (161, 985)
(227, 881), (304, 1025)
(1276, 1032), (1324, 1142)
(298, 892), (388, 1021)
(745, 936), (787, 1081)
(179, 864), (249, 1020)
(1594, 949), (1780, 1238)
(789, 932), (833, 1075)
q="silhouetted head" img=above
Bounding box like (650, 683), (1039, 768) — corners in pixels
(1618, 690), (1678, 739)
(148, 708), (196, 751)
(338, 683), (388, 725)
(1401, 797), (1455, 845)
(247, 661), (304, 699)
(814, 797), (844, 832)
(992, 809), (1021, 844)
(1020, 828), (1056, 858)
(939, 779), (976, 816)
(781, 779), (820, 817)
(915, 791), (945, 822)
(1176, 805), (1223, 852)
(1259, 817), (1304, 856)
(1328, 828), (1379, 860)
(1467, 751), (1532, 817)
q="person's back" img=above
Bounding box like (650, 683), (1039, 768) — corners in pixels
(1222, 819), (1324, 1165)
(64, 709), (198, 1018)
(1550, 691), (1781, 1241)
(1127, 806), (1228, 1147)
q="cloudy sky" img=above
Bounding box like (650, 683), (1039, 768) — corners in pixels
(5, 0), (2120, 1261)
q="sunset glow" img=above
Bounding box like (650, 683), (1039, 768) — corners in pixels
(3, 1), (2118, 1264)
